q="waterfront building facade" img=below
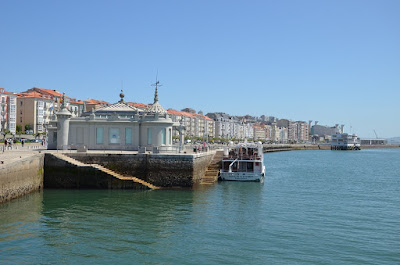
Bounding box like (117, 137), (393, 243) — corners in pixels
(206, 112), (233, 139)
(253, 124), (267, 141)
(296, 121), (309, 142)
(48, 86), (177, 151)
(17, 91), (55, 134)
(206, 112), (254, 140)
(68, 99), (85, 117)
(274, 119), (309, 143)
(0, 88), (17, 134)
(168, 109), (214, 140)
(23, 87), (65, 112)
(311, 122), (343, 138)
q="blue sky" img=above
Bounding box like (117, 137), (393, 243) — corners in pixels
(1, 0), (399, 138)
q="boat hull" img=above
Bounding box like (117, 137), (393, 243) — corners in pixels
(219, 171), (264, 182)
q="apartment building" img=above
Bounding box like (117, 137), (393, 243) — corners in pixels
(253, 124), (267, 140)
(275, 119), (310, 143)
(0, 88), (17, 133)
(23, 87), (65, 111)
(168, 109), (214, 139)
(296, 121), (310, 142)
(206, 112), (232, 139)
(17, 92), (55, 134)
(69, 99), (85, 116)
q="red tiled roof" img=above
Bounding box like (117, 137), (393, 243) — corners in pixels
(70, 99), (85, 104)
(168, 109), (194, 117)
(193, 113), (213, 121)
(127, 102), (150, 109)
(28, 87), (63, 97)
(167, 109), (212, 121)
(85, 99), (110, 105)
(0, 88), (16, 95)
(18, 91), (53, 99)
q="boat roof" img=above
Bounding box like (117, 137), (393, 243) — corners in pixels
(229, 142), (262, 148)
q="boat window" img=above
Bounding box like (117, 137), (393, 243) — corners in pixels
(223, 162), (230, 171)
(247, 162), (254, 171)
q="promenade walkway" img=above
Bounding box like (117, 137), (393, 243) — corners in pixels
(0, 143), (44, 166)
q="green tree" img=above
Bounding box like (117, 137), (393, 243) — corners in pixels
(24, 124), (32, 132)
(16, 125), (22, 136)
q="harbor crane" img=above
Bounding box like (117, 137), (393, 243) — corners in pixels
(373, 130), (379, 139)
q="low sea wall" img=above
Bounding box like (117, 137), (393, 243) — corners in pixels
(263, 144), (329, 152)
(45, 152), (215, 188)
(263, 144), (400, 152)
(0, 153), (44, 203)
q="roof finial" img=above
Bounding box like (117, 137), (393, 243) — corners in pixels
(61, 92), (66, 109)
(119, 89), (125, 103)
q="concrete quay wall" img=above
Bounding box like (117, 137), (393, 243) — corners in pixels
(52, 152), (215, 188)
(0, 154), (44, 203)
(44, 154), (149, 189)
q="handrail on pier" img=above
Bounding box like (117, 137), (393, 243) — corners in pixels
(228, 158), (238, 173)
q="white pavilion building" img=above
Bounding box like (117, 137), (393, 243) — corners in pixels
(47, 83), (179, 152)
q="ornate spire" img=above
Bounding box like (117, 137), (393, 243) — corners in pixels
(152, 79), (161, 104)
(147, 79), (166, 114)
(154, 85), (159, 103)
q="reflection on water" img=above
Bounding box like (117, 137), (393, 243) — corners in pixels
(1, 149), (400, 264)
(0, 192), (43, 264)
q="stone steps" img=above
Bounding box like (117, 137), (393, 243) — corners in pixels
(52, 153), (160, 190)
(200, 150), (223, 185)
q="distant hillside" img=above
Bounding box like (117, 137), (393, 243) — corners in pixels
(387, 137), (400, 144)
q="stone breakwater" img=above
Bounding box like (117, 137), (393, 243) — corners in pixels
(0, 153), (44, 203)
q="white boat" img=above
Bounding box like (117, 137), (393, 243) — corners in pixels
(331, 133), (361, 150)
(219, 141), (265, 182)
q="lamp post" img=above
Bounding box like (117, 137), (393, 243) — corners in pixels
(43, 123), (48, 147)
(178, 119), (184, 153)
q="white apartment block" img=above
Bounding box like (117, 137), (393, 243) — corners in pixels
(0, 88), (17, 133)
(168, 109), (214, 139)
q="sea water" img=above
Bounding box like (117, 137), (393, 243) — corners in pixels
(1, 149), (399, 264)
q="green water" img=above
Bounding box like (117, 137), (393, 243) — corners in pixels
(1, 149), (400, 264)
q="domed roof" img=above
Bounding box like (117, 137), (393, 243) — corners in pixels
(147, 101), (167, 114)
